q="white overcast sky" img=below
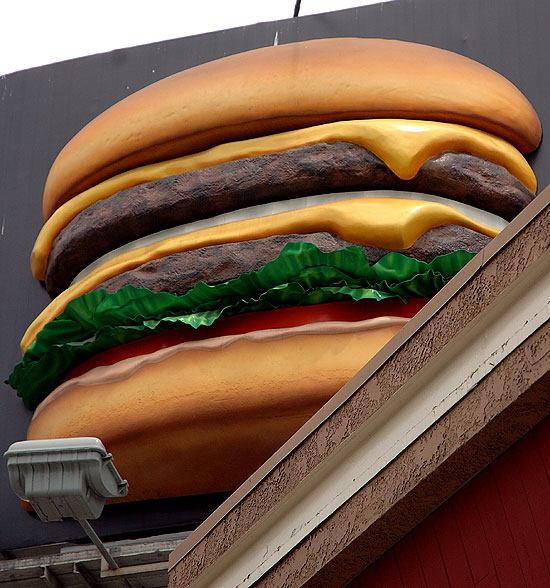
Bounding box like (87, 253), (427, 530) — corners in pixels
(1, 1), (383, 76)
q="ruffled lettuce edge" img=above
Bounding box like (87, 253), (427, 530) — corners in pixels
(8, 243), (476, 409)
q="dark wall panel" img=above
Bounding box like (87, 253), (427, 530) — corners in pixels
(1, 0), (549, 550)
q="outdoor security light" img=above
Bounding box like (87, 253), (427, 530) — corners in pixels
(5, 437), (128, 521)
(4, 437), (128, 570)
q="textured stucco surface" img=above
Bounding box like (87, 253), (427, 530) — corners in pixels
(255, 324), (550, 587)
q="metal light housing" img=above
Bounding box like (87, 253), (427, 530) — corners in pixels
(4, 437), (128, 522)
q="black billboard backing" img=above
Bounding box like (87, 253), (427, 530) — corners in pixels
(1, 0), (549, 551)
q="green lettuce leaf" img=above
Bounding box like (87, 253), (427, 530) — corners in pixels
(8, 243), (475, 409)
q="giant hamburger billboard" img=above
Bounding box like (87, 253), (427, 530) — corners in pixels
(7, 38), (541, 504)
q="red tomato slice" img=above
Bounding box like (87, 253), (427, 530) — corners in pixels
(63, 298), (429, 381)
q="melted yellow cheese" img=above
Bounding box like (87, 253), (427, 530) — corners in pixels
(22, 197), (498, 352)
(31, 119), (535, 280)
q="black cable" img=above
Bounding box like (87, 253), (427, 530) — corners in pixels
(294, 0), (301, 17)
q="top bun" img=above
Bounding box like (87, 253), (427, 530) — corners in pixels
(42, 37), (542, 219)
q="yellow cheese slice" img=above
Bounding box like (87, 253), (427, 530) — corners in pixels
(21, 197), (498, 352)
(31, 119), (534, 280)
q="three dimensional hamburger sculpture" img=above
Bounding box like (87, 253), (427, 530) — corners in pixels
(8, 38), (542, 503)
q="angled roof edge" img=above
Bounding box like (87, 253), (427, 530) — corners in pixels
(169, 186), (550, 587)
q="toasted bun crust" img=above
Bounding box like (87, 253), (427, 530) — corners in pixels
(27, 322), (404, 501)
(42, 37), (541, 219)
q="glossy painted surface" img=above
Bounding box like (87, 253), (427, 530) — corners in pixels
(31, 118), (534, 280)
(21, 198), (495, 351)
(61, 299), (428, 379)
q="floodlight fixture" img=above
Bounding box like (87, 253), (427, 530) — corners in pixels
(4, 437), (128, 569)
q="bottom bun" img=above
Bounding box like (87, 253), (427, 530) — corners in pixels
(28, 319), (406, 502)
